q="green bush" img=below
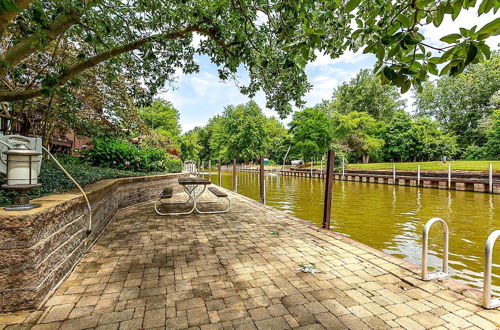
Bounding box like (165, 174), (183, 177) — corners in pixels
(462, 145), (488, 160)
(84, 138), (181, 172)
(0, 159), (174, 206)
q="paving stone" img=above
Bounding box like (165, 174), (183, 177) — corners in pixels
(98, 309), (134, 325)
(40, 304), (74, 323)
(59, 315), (99, 329)
(187, 307), (210, 326)
(254, 317), (290, 329)
(0, 192), (493, 330)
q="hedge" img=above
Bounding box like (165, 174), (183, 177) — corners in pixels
(0, 159), (182, 206)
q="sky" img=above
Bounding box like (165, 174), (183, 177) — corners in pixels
(160, 9), (500, 133)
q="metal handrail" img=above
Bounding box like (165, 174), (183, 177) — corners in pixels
(483, 230), (500, 309)
(422, 218), (449, 281)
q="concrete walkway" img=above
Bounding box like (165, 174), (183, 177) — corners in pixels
(1, 189), (499, 329)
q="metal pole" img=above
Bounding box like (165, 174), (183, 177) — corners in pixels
(322, 150), (335, 230)
(233, 159), (237, 192)
(260, 155), (265, 204)
(483, 230), (500, 309)
(489, 163), (493, 193)
(218, 159), (221, 186)
(448, 162), (451, 189)
(417, 164), (421, 187)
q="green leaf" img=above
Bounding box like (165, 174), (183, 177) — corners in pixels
(428, 62), (438, 75)
(401, 79), (411, 93)
(440, 33), (462, 43)
(383, 66), (397, 81)
(476, 18), (500, 37)
(345, 0), (362, 13)
(465, 44), (478, 65)
(434, 6), (445, 27)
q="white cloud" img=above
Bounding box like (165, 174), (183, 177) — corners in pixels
(420, 8), (500, 49)
(310, 50), (369, 67)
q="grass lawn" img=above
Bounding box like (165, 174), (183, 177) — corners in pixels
(343, 160), (499, 172)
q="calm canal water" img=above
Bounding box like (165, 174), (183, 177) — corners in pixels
(202, 171), (499, 295)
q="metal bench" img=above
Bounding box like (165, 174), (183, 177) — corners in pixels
(195, 186), (231, 214)
(154, 186), (194, 215)
(160, 187), (173, 199)
(208, 187), (228, 197)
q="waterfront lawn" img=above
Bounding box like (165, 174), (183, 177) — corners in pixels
(344, 160), (500, 172)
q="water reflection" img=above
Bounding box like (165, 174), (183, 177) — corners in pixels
(204, 171), (499, 295)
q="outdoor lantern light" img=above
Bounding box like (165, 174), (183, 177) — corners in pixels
(2, 143), (42, 211)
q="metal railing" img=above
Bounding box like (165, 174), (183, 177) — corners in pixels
(422, 218), (449, 281)
(483, 230), (500, 309)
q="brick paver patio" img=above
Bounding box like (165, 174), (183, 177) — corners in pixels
(1, 189), (499, 329)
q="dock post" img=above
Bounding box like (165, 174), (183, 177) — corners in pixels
(448, 162), (451, 189)
(393, 163), (396, 184)
(260, 155), (265, 204)
(311, 158), (313, 177)
(342, 159), (345, 180)
(233, 159), (237, 192)
(208, 160), (211, 178)
(218, 159), (221, 186)
(320, 158), (323, 178)
(417, 165), (421, 187)
(489, 163), (493, 193)
(322, 150), (335, 230)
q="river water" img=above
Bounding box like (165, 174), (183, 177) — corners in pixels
(202, 170), (499, 295)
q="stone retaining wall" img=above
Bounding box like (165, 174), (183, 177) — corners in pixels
(0, 172), (188, 312)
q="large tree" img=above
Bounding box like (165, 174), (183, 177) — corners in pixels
(222, 101), (268, 161)
(289, 107), (334, 161)
(328, 69), (405, 121)
(139, 100), (181, 143)
(0, 0), (498, 116)
(332, 111), (384, 163)
(415, 53), (500, 150)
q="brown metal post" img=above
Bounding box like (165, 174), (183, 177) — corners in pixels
(259, 155), (265, 204)
(233, 159), (237, 192)
(322, 150), (335, 229)
(218, 159), (221, 186)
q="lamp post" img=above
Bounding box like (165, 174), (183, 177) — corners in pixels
(2, 143), (41, 210)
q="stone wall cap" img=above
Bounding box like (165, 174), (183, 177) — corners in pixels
(0, 172), (186, 225)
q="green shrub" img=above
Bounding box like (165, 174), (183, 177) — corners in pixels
(84, 138), (181, 172)
(462, 145), (488, 160)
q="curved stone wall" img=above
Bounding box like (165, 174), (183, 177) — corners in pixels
(0, 172), (188, 312)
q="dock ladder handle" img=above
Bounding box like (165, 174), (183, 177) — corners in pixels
(422, 218), (449, 281)
(483, 230), (500, 309)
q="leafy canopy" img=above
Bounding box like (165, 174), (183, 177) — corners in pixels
(0, 0), (498, 116)
(415, 53), (500, 150)
(289, 107), (334, 160)
(327, 69), (405, 121)
(139, 100), (181, 143)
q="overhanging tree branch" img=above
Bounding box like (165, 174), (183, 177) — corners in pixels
(0, 0), (34, 31)
(0, 10), (82, 78)
(0, 25), (236, 101)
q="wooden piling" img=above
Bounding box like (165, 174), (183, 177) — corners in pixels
(489, 163), (493, 193)
(233, 159), (237, 192)
(322, 150), (335, 230)
(218, 159), (221, 186)
(260, 155), (265, 204)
